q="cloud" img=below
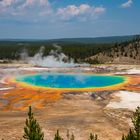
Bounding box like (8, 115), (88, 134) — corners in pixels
(0, 0), (14, 7)
(40, 0), (48, 6)
(57, 4), (106, 21)
(0, 1), (106, 23)
(20, 0), (49, 9)
(94, 7), (106, 13)
(121, 0), (133, 8)
(0, 0), (50, 16)
(0, 0), (49, 8)
(0, 0), (16, 15)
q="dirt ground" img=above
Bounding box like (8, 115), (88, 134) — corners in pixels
(0, 64), (139, 140)
(0, 93), (132, 140)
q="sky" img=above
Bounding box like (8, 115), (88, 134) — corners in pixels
(0, 0), (139, 39)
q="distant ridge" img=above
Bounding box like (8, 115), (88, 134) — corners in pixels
(48, 35), (139, 44)
(0, 34), (139, 44)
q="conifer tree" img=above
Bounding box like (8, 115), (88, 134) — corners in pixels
(66, 129), (70, 140)
(54, 130), (63, 140)
(70, 133), (75, 140)
(23, 106), (44, 140)
(132, 107), (140, 139)
(66, 130), (75, 140)
(89, 133), (99, 140)
(122, 106), (140, 140)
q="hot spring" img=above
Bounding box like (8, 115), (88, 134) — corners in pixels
(15, 73), (127, 90)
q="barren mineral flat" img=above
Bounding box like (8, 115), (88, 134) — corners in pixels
(0, 64), (140, 140)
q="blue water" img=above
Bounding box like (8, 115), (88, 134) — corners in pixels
(16, 73), (126, 89)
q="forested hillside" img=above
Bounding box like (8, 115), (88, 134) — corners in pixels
(87, 37), (140, 64)
(0, 41), (114, 63)
(0, 35), (140, 64)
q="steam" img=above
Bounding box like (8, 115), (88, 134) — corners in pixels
(20, 48), (28, 60)
(75, 74), (86, 84)
(20, 44), (89, 68)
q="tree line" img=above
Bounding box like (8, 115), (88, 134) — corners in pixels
(0, 36), (139, 64)
(0, 41), (114, 63)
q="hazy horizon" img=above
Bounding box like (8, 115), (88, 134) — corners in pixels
(0, 34), (139, 41)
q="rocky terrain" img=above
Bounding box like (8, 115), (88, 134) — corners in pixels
(87, 38), (140, 64)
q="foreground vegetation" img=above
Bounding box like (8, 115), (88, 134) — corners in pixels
(19, 106), (140, 140)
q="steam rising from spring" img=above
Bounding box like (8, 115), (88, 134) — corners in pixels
(20, 44), (89, 68)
